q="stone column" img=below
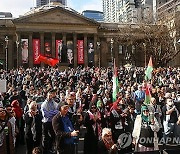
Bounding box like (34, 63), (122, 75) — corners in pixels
(73, 33), (77, 68)
(40, 33), (44, 67)
(94, 34), (98, 67)
(101, 39), (108, 67)
(114, 41), (119, 67)
(62, 33), (66, 45)
(29, 33), (33, 68)
(8, 37), (13, 70)
(84, 34), (88, 67)
(15, 33), (21, 68)
(52, 33), (56, 58)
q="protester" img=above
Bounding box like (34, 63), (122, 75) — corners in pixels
(0, 107), (15, 154)
(24, 101), (42, 154)
(132, 105), (159, 152)
(98, 128), (117, 154)
(52, 102), (78, 154)
(84, 104), (101, 154)
(41, 90), (58, 154)
(162, 98), (179, 142)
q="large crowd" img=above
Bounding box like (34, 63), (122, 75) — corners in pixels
(0, 66), (180, 154)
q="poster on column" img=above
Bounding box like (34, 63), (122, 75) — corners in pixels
(33, 39), (40, 64)
(87, 40), (94, 65)
(44, 40), (52, 57)
(0, 80), (6, 93)
(67, 41), (74, 64)
(77, 40), (84, 64)
(21, 39), (28, 63)
(56, 40), (62, 62)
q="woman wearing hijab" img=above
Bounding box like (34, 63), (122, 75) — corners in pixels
(132, 105), (159, 152)
(24, 101), (42, 154)
(0, 107), (15, 154)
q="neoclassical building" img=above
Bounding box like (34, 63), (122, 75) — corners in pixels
(0, 5), (179, 69)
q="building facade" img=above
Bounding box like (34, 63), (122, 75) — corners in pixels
(36, 0), (67, 7)
(0, 4), (179, 70)
(82, 10), (104, 22)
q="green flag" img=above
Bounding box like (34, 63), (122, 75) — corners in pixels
(112, 59), (119, 102)
(145, 56), (153, 81)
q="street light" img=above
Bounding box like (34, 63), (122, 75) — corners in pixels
(97, 41), (100, 68)
(110, 38), (114, 67)
(4, 36), (8, 71)
(16, 40), (19, 68)
(143, 42), (147, 67)
(15, 33), (19, 68)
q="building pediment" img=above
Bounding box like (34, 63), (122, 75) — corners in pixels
(13, 6), (99, 26)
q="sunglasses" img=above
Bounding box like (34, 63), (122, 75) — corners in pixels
(91, 107), (96, 109)
(143, 110), (149, 112)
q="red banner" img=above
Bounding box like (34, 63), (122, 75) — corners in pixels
(33, 39), (40, 64)
(56, 40), (62, 61)
(77, 40), (84, 64)
(37, 55), (59, 67)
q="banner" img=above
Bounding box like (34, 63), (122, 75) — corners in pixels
(21, 39), (28, 63)
(77, 40), (84, 64)
(67, 40), (74, 64)
(33, 39), (40, 64)
(88, 40), (94, 65)
(44, 40), (52, 57)
(37, 55), (59, 67)
(56, 40), (62, 61)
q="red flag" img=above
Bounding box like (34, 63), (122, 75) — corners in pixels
(37, 55), (59, 67)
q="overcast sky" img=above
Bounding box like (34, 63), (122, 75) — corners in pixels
(0, 0), (103, 18)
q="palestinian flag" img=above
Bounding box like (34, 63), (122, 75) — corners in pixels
(112, 59), (119, 102)
(145, 56), (153, 81)
(144, 85), (151, 105)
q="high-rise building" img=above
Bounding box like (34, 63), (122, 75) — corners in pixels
(103, 0), (157, 23)
(82, 10), (104, 22)
(102, 0), (117, 22)
(36, 0), (67, 7)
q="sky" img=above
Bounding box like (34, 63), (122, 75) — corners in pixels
(0, 0), (103, 18)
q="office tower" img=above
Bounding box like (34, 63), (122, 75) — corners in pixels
(103, 0), (157, 23)
(102, 0), (117, 22)
(36, 0), (67, 7)
(82, 10), (104, 22)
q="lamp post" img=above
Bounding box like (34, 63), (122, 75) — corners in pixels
(97, 41), (100, 68)
(5, 36), (8, 71)
(143, 42), (147, 67)
(16, 40), (19, 68)
(110, 38), (114, 67)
